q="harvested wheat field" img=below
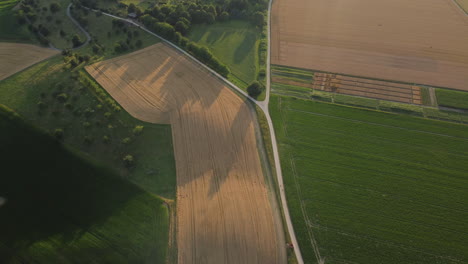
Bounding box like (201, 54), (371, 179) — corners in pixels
(86, 43), (285, 264)
(271, 0), (468, 91)
(0, 43), (58, 81)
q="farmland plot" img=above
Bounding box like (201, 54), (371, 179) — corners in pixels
(270, 95), (468, 264)
(86, 43), (285, 264)
(271, 0), (468, 91)
(0, 43), (58, 81)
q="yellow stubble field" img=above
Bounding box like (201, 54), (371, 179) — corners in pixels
(86, 43), (285, 264)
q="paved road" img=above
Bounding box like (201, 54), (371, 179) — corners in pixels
(66, 3), (91, 50)
(84, 4), (305, 263)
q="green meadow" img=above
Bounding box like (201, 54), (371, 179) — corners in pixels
(270, 95), (468, 264)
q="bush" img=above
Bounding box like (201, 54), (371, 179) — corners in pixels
(37, 101), (47, 109)
(247, 81), (263, 97)
(72, 34), (83, 48)
(83, 136), (93, 145)
(122, 137), (131, 144)
(54, 128), (64, 140)
(103, 135), (110, 143)
(83, 121), (91, 128)
(133, 125), (144, 135)
(56, 93), (68, 102)
(123, 155), (134, 167)
(50, 2), (61, 13)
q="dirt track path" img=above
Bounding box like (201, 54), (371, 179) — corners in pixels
(86, 43), (286, 264)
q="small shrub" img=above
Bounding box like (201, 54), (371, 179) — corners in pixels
(103, 135), (110, 143)
(84, 107), (94, 117)
(56, 93), (68, 102)
(64, 102), (73, 109)
(83, 136), (93, 145)
(54, 128), (64, 140)
(104, 112), (112, 118)
(133, 125), (144, 135)
(123, 154), (134, 168)
(83, 121), (91, 128)
(121, 137), (131, 144)
(37, 101), (47, 109)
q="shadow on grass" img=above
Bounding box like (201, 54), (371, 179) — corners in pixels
(0, 105), (146, 262)
(233, 32), (256, 64)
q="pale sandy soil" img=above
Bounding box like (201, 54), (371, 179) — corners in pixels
(0, 43), (58, 81)
(86, 43), (286, 264)
(271, 0), (468, 91)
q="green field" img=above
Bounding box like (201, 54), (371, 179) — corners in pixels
(0, 56), (176, 198)
(0, 105), (170, 263)
(436, 88), (468, 110)
(270, 95), (468, 264)
(188, 20), (261, 90)
(0, 0), (35, 42)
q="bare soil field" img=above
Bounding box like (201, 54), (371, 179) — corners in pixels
(86, 43), (285, 264)
(271, 0), (468, 91)
(0, 43), (58, 81)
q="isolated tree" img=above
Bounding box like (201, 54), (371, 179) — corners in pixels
(49, 2), (61, 13)
(72, 34), (82, 47)
(127, 3), (137, 14)
(133, 125), (144, 135)
(54, 128), (64, 140)
(123, 155), (135, 167)
(247, 81), (263, 97)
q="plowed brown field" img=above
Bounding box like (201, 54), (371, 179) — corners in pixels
(271, 0), (468, 91)
(0, 43), (58, 81)
(86, 43), (285, 264)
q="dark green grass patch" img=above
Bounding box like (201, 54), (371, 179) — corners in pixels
(0, 57), (176, 198)
(0, 105), (169, 263)
(188, 20), (261, 90)
(436, 88), (468, 110)
(0, 0), (35, 42)
(270, 95), (468, 264)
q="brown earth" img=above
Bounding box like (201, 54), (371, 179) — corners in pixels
(86, 43), (285, 264)
(0, 43), (58, 81)
(312, 73), (421, 104)
(271, 0), (468, 91)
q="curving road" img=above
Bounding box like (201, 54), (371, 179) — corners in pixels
(66, 3), (91, 50)
(82, 3), (305, 263)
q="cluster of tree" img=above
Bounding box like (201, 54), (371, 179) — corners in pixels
(62, 49), (91, 68)
(111, 19), (143, 53)
(140, 15), (229, 77)
(139, 0), (266, 34)
(247, 81), (264, 97)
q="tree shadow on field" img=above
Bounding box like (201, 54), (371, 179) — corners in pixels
(87, 42), (258, 197)
(234, 33), (256, 64)
(0, 108), (145, 263)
